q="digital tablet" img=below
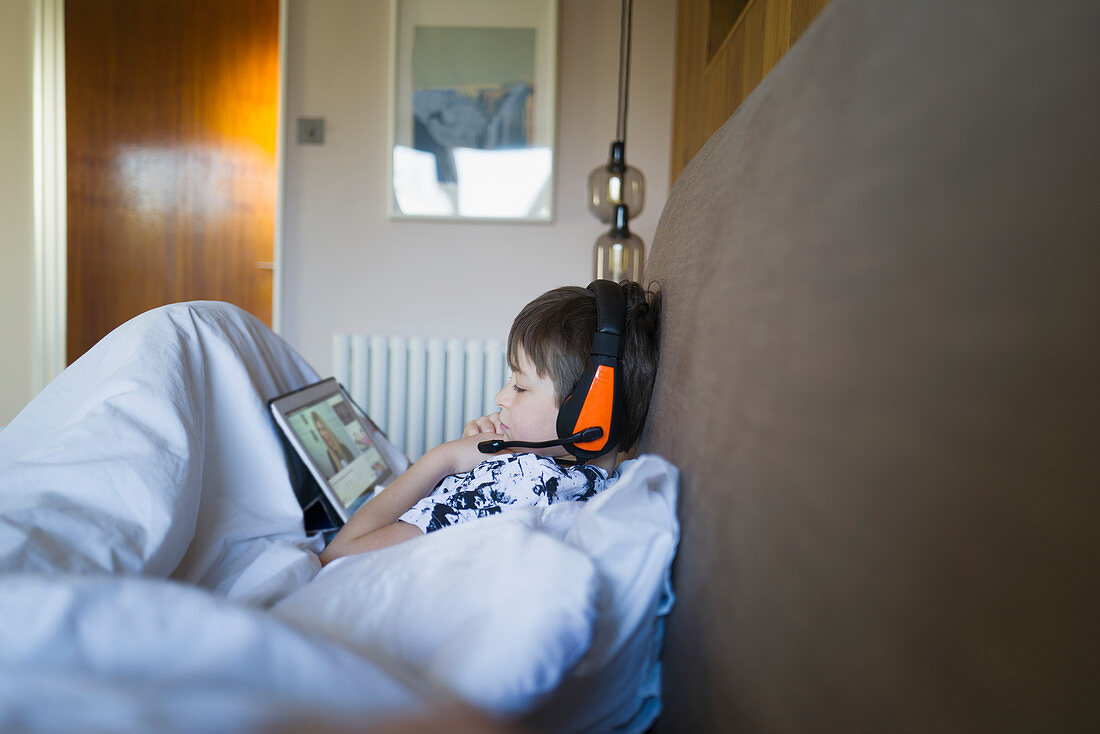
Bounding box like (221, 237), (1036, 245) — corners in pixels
(269, 378), (396, 523)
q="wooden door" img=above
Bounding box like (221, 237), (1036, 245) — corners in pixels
(65, 0), (279, 363)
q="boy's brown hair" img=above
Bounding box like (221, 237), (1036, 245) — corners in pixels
(507, 280), (662, 453)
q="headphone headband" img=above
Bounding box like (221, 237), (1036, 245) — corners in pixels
(590, 279), (627, 348)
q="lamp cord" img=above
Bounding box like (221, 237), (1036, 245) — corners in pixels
(615, 0), (634, 146)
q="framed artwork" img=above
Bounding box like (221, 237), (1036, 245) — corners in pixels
(388, 0), (558, 221)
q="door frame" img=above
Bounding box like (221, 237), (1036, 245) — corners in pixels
(31, 0), (288, 392)
(31, 0), (65, 394)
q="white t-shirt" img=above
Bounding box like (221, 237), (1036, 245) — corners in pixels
(398, 452), (612, 534)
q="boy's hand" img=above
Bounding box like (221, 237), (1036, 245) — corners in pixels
(463, 412), (503, 437)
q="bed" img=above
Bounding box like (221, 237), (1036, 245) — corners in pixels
(0, 301), (678, 733)
(2, 0), (1097, 731)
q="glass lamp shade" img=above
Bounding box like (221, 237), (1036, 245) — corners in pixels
(587, 142), (645, 224)
(594, 206), (645, 283)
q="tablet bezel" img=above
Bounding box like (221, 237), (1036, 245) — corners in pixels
(269, 378), (395, 523)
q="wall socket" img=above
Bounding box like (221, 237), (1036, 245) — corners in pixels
(297, 117), (325, 145)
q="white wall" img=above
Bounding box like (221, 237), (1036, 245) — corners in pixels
(280, 0), (676, 374)
(0, 0), (35, 424)
(0, 0), (676, 421)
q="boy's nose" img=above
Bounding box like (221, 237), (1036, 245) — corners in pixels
(494, 384), (509, 408)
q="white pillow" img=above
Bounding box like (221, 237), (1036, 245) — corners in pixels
(521, 454), (681, 734)
(271, 453), (680, 732)
(270, 517), (599, 716)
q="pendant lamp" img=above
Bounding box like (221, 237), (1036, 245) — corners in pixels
(590, 0), (645, 282)
(594, 204), (646, 283)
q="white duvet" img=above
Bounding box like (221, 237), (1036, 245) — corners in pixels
(0, 302), (679, 734)
(0, 303), (433, 731)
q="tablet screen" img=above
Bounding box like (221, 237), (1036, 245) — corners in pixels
(271, 379), (394, 519)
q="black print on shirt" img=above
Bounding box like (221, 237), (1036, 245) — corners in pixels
(400, 453), (612, 534)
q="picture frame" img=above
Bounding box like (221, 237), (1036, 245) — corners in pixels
(388, 0), (559, 222)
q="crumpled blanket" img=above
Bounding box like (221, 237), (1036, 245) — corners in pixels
(0, 302), (429, 732)
(0, 301), (321, 598)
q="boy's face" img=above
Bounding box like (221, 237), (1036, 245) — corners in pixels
(494, 345), (565, 457)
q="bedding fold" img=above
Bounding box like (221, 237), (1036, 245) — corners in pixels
(0, 301), (320, 597)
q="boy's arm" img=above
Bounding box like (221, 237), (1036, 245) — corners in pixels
(319, 434), (501, 564)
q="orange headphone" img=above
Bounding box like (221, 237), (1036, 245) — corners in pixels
(555, 280), (626, 461)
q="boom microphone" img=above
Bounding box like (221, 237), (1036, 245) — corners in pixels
(477, 426), (603, 454)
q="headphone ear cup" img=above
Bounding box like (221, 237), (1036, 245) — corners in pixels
(556, 366), (593, 445)
(557, 361), (623, 460)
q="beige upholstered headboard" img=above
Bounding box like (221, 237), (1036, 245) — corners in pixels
(639, 0), (1099, 730)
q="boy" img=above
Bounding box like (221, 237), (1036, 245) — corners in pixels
(319, 280), (661, 564)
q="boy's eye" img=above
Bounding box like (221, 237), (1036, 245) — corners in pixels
(512, 384), (526, 393)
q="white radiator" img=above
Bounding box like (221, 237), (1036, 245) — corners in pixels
(332, 334), (508, 460)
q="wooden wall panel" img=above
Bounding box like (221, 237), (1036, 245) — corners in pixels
(791, 0), (832, 42)
(670, 0), (832, 183)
